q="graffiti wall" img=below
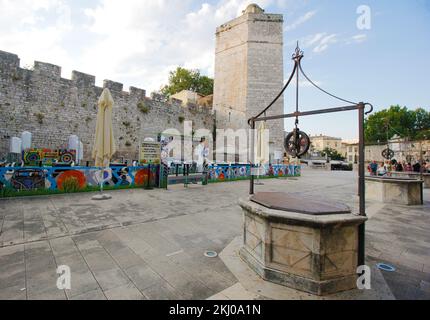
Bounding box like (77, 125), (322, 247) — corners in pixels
(23, 149), (77, 166)
(0, 163), (301, 197)
(0, 165), (160, 194)
(207, 164), (301, 182)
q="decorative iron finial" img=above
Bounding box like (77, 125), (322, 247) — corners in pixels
(292, 41), (304, 61)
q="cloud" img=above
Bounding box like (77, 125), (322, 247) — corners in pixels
(293, 32), (338, 53)
(294, 31), (367, 54)
(81, 0), (275, 92)
(348, 34), (367, 44)
(0, 0), (277, 93)
(285, 10), (317, 31)
(80, 0), (278, 92)
(301, 32), (326, 47)
(313, 34), (337, 53)
(0, 0), (74, 70)
(292, 31), (367, 55)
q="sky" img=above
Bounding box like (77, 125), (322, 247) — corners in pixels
(0, 0), (429, 139)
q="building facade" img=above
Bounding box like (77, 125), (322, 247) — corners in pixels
(310, 135), (343, 154)
(170, 90), (204, 106)
(342, 140), (359, 164)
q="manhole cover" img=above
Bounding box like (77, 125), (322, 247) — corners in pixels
(376, 263), (396, 272)
(204, 251), (218, 258)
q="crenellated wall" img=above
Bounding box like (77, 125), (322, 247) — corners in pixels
(0, 50), (215, 162)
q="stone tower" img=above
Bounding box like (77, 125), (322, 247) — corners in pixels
(213, 4), (285, 161)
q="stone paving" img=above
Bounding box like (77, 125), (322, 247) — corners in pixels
(0, 169), (429, 300)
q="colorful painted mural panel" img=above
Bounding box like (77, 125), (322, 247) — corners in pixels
(0, 165), (161, 197)
(206, 164), (300, 182)
(0, 163), (300, 197)
(10, 168), (46, 190)
(22, 149), (77, 166)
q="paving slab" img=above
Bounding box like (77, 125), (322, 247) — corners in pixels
(0, 285), (27, 300)
(90, 268), (130, 292)
(124, 264), (164, 291)
(0, 169), (429, 300)
(217, 236), (396, 300)
(70, 288), (107, 300)
(104, 282), (146, 300)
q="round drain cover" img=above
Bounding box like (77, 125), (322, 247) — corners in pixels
(377, 263), (396, 272)
(204, 251), (218, 258)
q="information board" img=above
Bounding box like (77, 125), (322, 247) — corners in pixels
(139, 142), (161, 164)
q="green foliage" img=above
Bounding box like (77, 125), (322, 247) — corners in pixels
(0, 186), (14, 198)
(161, 67), (214, 97)
(365, 105), (430, 143)
(321, 147), (345, 161)
(178, 116), (185, 124)
(35, 112), (44, 124)
(137, 101), (149, 114)
(12, 73), (22, 81)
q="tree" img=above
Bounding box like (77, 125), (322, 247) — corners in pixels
(364, 105), (430, 143)
(161, 67), (214, 97)
(414, 108), (430, 140)
(321, 147), (345, 161)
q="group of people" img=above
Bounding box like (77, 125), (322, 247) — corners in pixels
(368, 159), (430, 176)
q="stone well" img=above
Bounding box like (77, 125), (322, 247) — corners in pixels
(239, 192), (367, 296)
(366, 176), (424, 205)
(390, 172), (430, 189)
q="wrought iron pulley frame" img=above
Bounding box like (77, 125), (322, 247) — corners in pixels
(247, 43), (373, 267)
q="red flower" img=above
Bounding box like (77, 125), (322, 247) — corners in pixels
(57, 170), (86, 191)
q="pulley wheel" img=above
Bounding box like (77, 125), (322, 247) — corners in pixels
(381, 148), (394, 160)
(284, 129), (310, 158)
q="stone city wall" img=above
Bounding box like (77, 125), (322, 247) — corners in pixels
(0, 50), (215, 163)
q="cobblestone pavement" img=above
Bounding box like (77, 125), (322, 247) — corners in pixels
(0, 169), (429, 300)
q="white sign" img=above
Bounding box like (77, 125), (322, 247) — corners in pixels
(140, 141), (161, 164)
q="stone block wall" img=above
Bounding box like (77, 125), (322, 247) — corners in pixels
(0, 50), (215, 163)
(213, 10), (286, 161)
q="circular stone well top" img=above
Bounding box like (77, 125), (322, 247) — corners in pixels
(250, 192), (351, 216)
